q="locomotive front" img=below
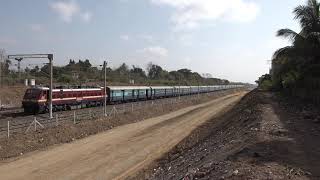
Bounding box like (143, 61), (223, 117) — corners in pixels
(22, 87), (47, 113)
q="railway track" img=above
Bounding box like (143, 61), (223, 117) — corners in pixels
(0, 94), (200, 138)
(1, 98), (157, 119)
(0, 97), (168, 119)
(0, 92), (207, 124)
(0, 107), (22, 113)
(0, 107), (24, 118)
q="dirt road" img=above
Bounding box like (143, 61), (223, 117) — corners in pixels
(141, 90), (320, 180)
(0, 92), (245, 180)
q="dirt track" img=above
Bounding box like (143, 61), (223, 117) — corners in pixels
(0, 92), (245, 180)
(135, 90), (320, 180)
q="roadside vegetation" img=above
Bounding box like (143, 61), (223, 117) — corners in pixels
(257, 0), (320, 103)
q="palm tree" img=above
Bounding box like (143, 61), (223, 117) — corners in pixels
(271, 0), (320, 89)
(274, 0), (320, 59)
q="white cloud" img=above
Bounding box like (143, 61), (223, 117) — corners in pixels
(150, 0), (260, 30)
(120, 35), (130, 41)
(267, 37), (291, 51)
(178, 33), (193, 46)
(29, 24), (45, 32)
(0, 37), (17, 45)
(120, 34), (154, 42)
(139, 34), (154, 42)
(50, 1), (92, 23)
(50, 1), (80, 22)
(183, 57), (192, 64)
(138, 46), (169, 57)
(227, 0), (260, 23)
(81, 11), (92, 22)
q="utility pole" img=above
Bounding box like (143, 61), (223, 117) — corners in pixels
(0, 57), (1, 110)
(0, 50), (3, 109)
(48, 54), (53, 119)
(179, 75), (181, 99)
(103, 61), (107, 117)
(198, 79), (200, 97)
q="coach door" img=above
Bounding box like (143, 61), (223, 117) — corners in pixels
(146, 89), (149, 99)
(46, 90), (49, 102)
(60, 90), (63, 99)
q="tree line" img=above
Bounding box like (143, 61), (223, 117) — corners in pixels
(0, 58), (230, 87)
(257, 0), (320, 103)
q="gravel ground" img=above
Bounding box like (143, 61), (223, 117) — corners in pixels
(0, 86), (26, 107)
(130, 90), (320, 180)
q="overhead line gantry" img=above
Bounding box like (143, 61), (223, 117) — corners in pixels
(7, 54), (54, 118)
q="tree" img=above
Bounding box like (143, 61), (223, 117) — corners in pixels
(147, 63), (165, 79)
(30, 66), (40, 74)
(202, 73), (213, 78)
(0, 49), (10, 75)
(177, 69), (192, 79)
(77, 59), (92, 72)
(256, 74), (273, 90)
(272, 0), (320, 90)
(275, 0), (320, 58)
(25, 67), (31, 73)
(1, 59), (11, 75)
(169, 71), (183, 81)
(83, 59), (92, 68)
(130, 65), (146, 78)
(68, 59), (75, 65)
(116, 63), (129, 75)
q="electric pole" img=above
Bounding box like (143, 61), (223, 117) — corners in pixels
(48, 54), (53, 119)
(0, 50), (3, 109)
(103, 61), (107, 117)
(0, 56), (1, 110)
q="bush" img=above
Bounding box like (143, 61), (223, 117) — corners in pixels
(260, 79), (273, 91)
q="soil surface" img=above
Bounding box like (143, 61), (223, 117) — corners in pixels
(131, 90), (320, 180)
(0, 86), (26, 107)
(0, 92), (245, 180)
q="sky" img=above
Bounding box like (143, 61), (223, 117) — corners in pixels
(0, 0), (303, 83)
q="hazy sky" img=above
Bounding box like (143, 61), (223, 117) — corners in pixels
(0, 0), (302, 83)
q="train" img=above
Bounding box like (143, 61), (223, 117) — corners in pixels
(22, 85), (244, 114)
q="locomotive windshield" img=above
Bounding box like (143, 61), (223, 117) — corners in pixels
(24, 89), (41, 99)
